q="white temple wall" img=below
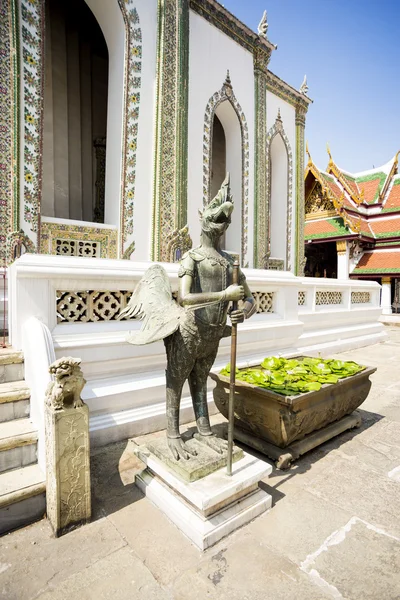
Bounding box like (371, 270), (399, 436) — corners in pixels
(188, 10), (255, 266)
(266, 91), (297, 268)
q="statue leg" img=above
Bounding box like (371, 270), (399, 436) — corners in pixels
(165, 334), (197, 461)
(189, 352), (228, 455)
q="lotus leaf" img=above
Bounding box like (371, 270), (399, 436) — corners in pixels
(220, 355), (365, 397)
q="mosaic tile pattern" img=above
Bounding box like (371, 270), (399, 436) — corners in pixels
(0, 0), (13, 261)
(266, 113), (293, 271)
(1, 0), (20, 264)
(152, 0), (189, 262)
(118, 1), (142, 255)
(21, 0), (44, 236)
(202, 75), (249, 266)
(40, 222), (118, 259)
(253, 67), (267, 269)
(295, 108), (306, 274)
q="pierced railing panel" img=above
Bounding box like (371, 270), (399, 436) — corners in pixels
(351, 291), (371, 304)
(298, 291), (306, 306)
(56, 291), (133, 323)
(315, 291), (342, 306)
(56, 289), (275, 323)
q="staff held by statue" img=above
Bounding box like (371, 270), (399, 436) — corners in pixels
(227, 259), (239, 476)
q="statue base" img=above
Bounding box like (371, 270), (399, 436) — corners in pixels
(146, 433), (243, 483)
(133, 436), (272, 550)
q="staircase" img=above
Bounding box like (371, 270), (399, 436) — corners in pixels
(0, 347), (46, 535)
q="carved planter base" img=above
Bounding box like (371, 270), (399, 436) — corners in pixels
(210, 364), (376, 469)
(233, 412), (361, 470)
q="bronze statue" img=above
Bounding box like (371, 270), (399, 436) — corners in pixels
(120, 175), (256, 460)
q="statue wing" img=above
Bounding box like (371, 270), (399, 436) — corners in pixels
(119, 264), (183, 345)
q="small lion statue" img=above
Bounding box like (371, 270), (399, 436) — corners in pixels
(45, 357), (86, 410)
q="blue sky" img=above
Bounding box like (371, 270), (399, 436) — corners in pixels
(222, 0), (399, 173)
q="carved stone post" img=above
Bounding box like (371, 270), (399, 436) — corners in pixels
(152, 0), (189, 262)
(295, 105), (308, 275)
(253, 47), (271, 269)
(45, 357), (91, 536)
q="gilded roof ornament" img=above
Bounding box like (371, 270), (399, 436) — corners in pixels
(257, 10), (268, 38)
(306, 141), (312, 166)
(299, 75), (308, 96)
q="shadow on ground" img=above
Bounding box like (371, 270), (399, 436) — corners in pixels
(234, 408), (384, 506)
(90, 440), (144, 520)
(89, 408), (384, 519)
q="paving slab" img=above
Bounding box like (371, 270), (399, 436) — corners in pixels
(33, 546), (170, 600)
(172, 535), (325, 600)
(109, 494), (201, 587)
(1, 328), (400, 599)
(0, 518), (126, 600)
(301, 518), (400, 600)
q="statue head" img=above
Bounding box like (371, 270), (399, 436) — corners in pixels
(199, 173), (233, 239)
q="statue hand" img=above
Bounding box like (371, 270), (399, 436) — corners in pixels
(167, 437), (197, 461)
(229, 309), (245, 324)
(225, 284), (244, 302)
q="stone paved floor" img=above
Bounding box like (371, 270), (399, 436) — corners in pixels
(1, 328), (400, 599)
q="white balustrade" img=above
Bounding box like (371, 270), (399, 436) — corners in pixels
(8, 255), (385, 450)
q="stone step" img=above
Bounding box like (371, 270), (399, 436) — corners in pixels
(0, 381), (30, 423)
(0, 464), (46, 535)
(0, 348), (24, 365)
(0, 350), (24, 383)
(0, 418), (38, 474)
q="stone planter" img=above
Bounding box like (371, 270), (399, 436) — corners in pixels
(210, 362), (376, 469)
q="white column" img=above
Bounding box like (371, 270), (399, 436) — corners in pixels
(336, 241), (349, 279)
(381, 277), (392, 315)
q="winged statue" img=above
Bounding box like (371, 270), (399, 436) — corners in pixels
(119, 174), (256, 461)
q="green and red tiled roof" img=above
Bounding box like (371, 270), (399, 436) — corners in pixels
(370, 217), (400, 239)
(382, 178), (400, 213)
(305, 217), (354, 240)
(341, 172), (360, 198)
(355, 172), (387, 204)
(305, 151), (400, 249)
(351, 251), (400, 275)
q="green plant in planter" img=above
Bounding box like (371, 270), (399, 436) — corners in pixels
(220, 357), (365, 397)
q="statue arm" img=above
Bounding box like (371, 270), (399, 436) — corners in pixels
(179, 273), (233, 307)
(178, 255), (244, 308)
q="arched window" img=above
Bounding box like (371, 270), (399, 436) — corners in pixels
(202, 74), (249, 263)
(266, 111), (293, 271)
(270, 134), (288, 264)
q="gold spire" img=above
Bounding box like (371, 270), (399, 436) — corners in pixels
(306, 140), (312, 166)
(394, 150), (400, 172)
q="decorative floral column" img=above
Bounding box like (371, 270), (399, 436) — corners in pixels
(253, 47), (271, 269)
(295, 104), (307, 275)
(152, 0), (189, 262)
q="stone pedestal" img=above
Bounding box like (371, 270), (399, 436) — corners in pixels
(45, 402), (91, 536)
(134, 440), (272, 550)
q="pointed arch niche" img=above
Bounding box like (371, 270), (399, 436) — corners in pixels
(266, 112), (293, 271)
(202, 75), (249, 265)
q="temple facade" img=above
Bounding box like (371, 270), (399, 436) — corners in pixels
(304, 147), (400, 313)
(1, 0), (311, 272)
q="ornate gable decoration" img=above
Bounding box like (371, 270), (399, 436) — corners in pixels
(305, 182), (334, 215)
